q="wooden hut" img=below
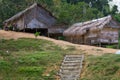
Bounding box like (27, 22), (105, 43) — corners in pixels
(63, 15), (120, 46)
(3, 3), (66, 37)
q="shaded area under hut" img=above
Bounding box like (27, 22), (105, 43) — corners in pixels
(63, 15), (120, 47)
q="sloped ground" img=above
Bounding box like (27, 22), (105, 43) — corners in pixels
(0, 30), (120, 80)
(0, 38), (69, 80)
(0, 30), (118, 55)
(81, 54), (120, 80)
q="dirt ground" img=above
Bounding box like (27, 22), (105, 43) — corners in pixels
(0, 30), (118, 55)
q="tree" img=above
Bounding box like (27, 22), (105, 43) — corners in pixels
(114, 14), (120, 22)
(0, 0), (111, 28)
(111, 5), (118, 15)
(63, 0), (110, 16)
(54, 2), (103, 24)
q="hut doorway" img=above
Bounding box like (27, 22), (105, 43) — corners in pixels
(39, 29), (48, 36)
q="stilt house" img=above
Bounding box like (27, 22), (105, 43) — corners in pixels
(63, 15), (120, 45)
(3, 3), (66, 37)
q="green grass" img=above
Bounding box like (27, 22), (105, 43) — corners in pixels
(0, 38), (73, 80)
(106, 45), (117, 49)
(1, 38), (120, 80)
(81, 54), (120, 80)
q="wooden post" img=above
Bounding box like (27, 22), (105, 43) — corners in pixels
(71, 37), (72, 43)
(99, 42), (101, 47)
(36, 28), (37, 32)
(23, 25), (25, 32)
(118, 30), (120, 49)
(23, 24), (25, 32)
(48, 33), (49, 37)
(98, 39), (101, 47)
(23, 13), (26, 32)
(47, 29), (49, 37)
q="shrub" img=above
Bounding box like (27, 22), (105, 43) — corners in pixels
(34, 32), (40, 39)
(106, 45), (117, 49)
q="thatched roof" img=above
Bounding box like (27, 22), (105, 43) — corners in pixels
(3, 3), (56, 25)
(63, 15), (120, 37)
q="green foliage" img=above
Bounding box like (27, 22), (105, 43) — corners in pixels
(0, 60), (11, 70)
(54, 2), (103, 24)
(0, 38), (56, 52)
(111, 5), (118, 15)
(62, 0), (111, 16)
(106, 45), (117, 49)
(34, 32), (40, 38)
(81, 54), (120, 80)
(18, 66), (45, 75)
(0, 0), (112, 27)
(114, 13), (120, 22)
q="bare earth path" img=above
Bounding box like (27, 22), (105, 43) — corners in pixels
(0, 30), (118, 55)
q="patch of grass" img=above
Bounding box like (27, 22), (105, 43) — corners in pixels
(81, 54), (120, 80)
(0, 38), (71, 80)
(18, 66), (45, 76)
(106, 45), (117, 49)
(0, 38), (53, 52)
(16, 51), (64, 66)
(0, 60), (11, 70)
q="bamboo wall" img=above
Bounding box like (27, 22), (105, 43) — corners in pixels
(16, 17), (24, 30)
(65, 27), (119, 45)
(98, 27), (118, 44)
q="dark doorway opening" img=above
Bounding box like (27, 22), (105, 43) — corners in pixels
(49, 33), (63, 39)
(23, 28), (48, 36)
